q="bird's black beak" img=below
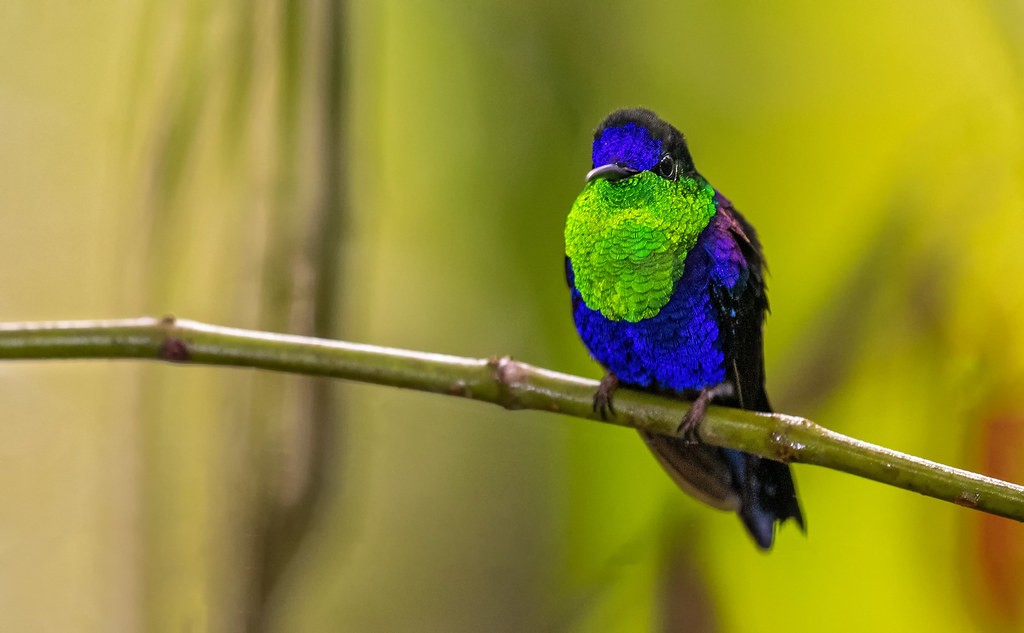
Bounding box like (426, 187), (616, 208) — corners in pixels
(585, 163), (639, 183)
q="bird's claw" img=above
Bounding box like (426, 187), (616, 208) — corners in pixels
(679, 402), (706, 445)
(593, 373), (619, 420)
(676, 382), (735, 444)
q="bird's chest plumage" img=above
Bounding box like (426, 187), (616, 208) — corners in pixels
(568, 221), (730, 392)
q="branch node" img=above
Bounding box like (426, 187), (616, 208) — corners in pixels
(159, 337), (191, 363)
(491, 355), (525, 410)
(768, 428), (805, 464)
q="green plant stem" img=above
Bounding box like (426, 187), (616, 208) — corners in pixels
(0, 316), (1020, 521)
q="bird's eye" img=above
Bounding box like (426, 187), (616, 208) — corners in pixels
(655, 154), (677, 180)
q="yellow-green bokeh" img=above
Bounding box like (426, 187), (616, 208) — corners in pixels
(1, 1), (1022, 631)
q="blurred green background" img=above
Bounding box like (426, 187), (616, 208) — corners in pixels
(1, 1), (1023, 631)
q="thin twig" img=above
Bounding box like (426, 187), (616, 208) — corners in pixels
(0, 316), (1021, 522)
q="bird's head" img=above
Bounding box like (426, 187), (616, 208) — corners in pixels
(586, 108), (697, 184)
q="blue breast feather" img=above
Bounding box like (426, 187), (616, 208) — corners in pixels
(568, 207), (748, 393)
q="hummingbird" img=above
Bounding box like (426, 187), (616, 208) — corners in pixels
(564, 108), (804, 549)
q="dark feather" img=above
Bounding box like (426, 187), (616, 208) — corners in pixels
(710, 193), (804, 545)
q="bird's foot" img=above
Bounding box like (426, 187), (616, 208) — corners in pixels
(593, 373), (619, 420)
(679, 383), (735, 445)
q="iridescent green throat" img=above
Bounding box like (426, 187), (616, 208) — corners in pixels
(565, 172), (716, 322)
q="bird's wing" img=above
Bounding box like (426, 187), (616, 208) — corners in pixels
(706, 191), (771, 412)
(707, 192), (805, 540)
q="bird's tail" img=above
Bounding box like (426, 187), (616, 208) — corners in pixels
(731, 451), (804, 550)
(641, 431), (804, 550)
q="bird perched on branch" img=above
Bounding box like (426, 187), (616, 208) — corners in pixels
(564, 108), (804, 548)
